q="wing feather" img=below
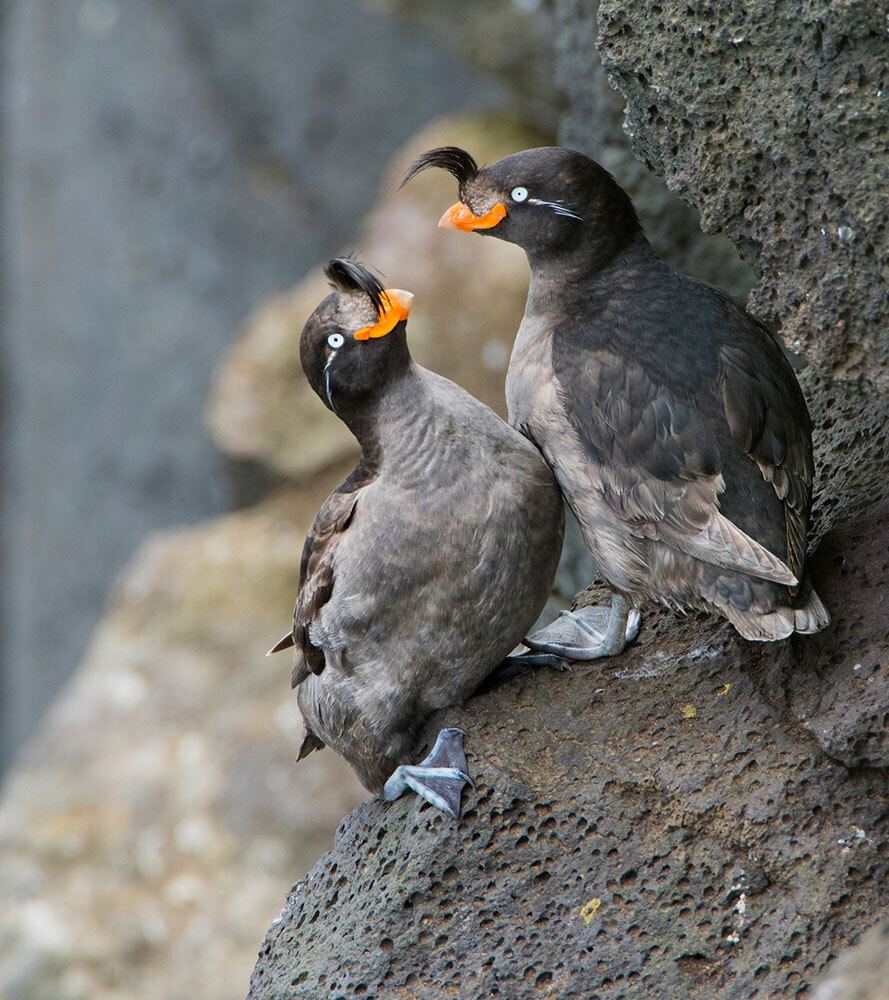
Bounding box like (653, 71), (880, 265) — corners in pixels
(718, 337), (813, 581)
(289, 467), (373, 687)
(560, 348), (798, 582)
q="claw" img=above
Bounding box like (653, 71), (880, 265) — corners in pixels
(625, 608), (642, 643)
(472, 650), (571, 696)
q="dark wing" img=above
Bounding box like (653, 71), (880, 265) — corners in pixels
(559, 349), (798, 584)
(290, 487), (360, 688)
(717, 333), (813, 582)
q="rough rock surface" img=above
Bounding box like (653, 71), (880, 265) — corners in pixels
(555, 0), (889, 543)
(555, 0), (755, 298)
(556, 0), (889, 543)
(753, 498), (889, 769)
(0, 484), (368, 1000)
(593, 0), (889, 542)
(248, 502), (889, 1000)
(596, 0), (889, 390)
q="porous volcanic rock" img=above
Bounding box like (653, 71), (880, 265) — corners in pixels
(592, 0), (889, 542)
(749, 497), (889, 769)
(596, 0), (889, 390)
(555, 0), (755, 298)
(247, 501), (889, 1000)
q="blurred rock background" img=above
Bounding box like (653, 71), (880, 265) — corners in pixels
(0, 0), (508, 767)
(0, 1), (776, 998)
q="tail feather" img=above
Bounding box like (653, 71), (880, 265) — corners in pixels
(794, 588), (830, 634)
(297, 730), (325, 761)
(723, 604), (795, 641)
(720, 579), (829, 641)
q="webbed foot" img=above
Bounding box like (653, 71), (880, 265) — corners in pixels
(522, 594), (640, 662)
(382, 728), (474, 819)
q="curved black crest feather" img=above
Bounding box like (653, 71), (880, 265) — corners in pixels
(324, 257), (386, 316)
(400, 146), (479, 191)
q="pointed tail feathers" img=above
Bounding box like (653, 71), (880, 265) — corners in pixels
(720, 579), (828, 641)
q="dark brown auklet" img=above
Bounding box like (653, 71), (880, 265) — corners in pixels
(402, 146), (828, 658)
(268, 258), (564, 816)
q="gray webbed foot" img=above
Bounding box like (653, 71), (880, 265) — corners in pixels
(522, 594), (641, 662)
(382, 728), (474, 819)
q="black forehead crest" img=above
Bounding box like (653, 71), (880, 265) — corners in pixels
(400, 146), (479, 191)
(323, 257), (386, 316)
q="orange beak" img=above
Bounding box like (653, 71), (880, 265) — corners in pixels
(438, 201), (507, 232)
(353, 288), (414, 341)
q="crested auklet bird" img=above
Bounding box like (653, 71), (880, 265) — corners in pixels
(402, 146), (828, 657)
(268, 257), (564, 816)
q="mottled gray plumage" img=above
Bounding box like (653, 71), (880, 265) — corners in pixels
(280, 259), (564, 797)
(406, 146), (828, 645)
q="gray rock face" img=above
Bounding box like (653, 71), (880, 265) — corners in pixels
(248, 503), (889, 1000)
(0, 0), (501, 765)
(756, 497), (889, 769)
(596, 0), (889, 390)
(564, 0), (889, 545)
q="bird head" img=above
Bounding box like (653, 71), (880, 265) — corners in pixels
(300, 258), (414, 414)
(401, 145), (640, 265)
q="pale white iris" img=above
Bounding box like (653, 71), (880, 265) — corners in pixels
(510, 186), (529, 203)
(327, 333), (345, 349)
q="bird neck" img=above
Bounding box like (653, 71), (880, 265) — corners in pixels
(525, 230), (655, 315)
(340, 362), (433, 479)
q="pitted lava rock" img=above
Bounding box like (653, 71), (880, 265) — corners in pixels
(248, 506), (889, 1000)
(596, 0), (889, 390)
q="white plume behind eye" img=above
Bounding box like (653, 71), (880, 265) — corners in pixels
(510, 186), (529, 202)
(327, 332), (345, 349)
(527, 196), (584, 221)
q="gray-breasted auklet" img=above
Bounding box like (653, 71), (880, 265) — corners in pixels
(402, 146), (828, 658)
(269, 258), (564, 816)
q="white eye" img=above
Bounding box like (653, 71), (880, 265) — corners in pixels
(327, 333), (345, 349)
(510, 186), (529, 203)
